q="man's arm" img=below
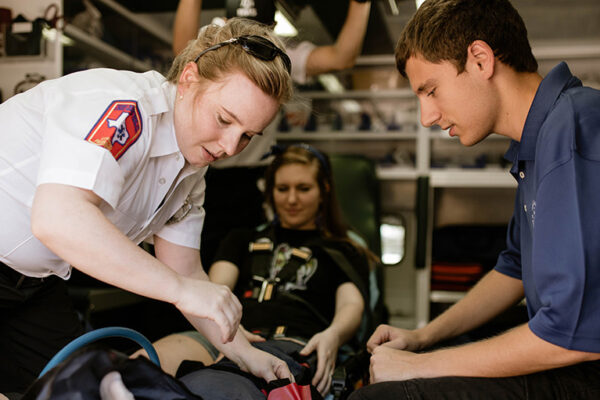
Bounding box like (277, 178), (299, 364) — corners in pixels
(304, 1), (371, 76)
(173, 0), (203, 55)
(418, 270), (525, 347)
(370, 323), (600, 383)
(368, 270), (525, 352)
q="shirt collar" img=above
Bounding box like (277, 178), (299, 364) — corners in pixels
(150, 82), (180, 158)
(504, 62), (582, 164)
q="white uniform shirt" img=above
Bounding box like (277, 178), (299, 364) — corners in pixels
(0, 68), (206, 278)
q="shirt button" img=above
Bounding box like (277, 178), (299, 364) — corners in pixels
(524, 204), (527, 212)
(159, 177), (166, 185)
(519, 171), (525, 179)
(175, 154), (181, 161)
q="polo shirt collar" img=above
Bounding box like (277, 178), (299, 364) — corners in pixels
(504, 62), (581, 166)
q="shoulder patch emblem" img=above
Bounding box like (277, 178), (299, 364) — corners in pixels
(85, 100), (143, 160)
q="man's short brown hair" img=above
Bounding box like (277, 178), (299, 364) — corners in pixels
(395, 0), (538, 77)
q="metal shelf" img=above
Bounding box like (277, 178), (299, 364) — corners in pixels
(276, 131), (418, 140)
(92, 0), (172, 45)
(430, 290), (467, 303)
(296, 89), (415, 100)
(430, 168), (516, 188)
(64, 25), (152, 72)
(429, 131), (512, 141)
(376, 166), (419, 180)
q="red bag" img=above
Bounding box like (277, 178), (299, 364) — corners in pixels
(266, 379), (323, 400)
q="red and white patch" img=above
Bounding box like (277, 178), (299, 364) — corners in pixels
(85, 100), (142, 160)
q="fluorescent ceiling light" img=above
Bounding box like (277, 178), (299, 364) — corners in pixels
(415, 0), (426, 9)
(274, 10), (297, 37)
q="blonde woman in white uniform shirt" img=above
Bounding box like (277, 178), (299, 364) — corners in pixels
(0, 18), (293, 395)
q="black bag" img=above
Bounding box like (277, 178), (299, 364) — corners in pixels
(22, 346), (202, 400)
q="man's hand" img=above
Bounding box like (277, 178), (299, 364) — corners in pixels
(369, 346), (423, 383)
(237, 346), (293, 383)
(300, 329), (341, 395)
(367, 324), (424, 353)
(174, 277), (242, 344)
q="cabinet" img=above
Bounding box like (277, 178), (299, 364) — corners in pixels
(62, 0), (172, 74)
(0, 0), (173, 101)
(0, 0), (63, 102)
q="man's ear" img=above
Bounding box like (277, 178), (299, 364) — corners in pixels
(466, 40), (495, 79)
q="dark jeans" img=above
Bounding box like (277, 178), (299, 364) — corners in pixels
(179, 340), (314, 400)
(348, 360), (600, 400)
(0, 262), (83, 394)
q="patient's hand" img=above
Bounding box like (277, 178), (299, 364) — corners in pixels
(300, 328), (340, 395)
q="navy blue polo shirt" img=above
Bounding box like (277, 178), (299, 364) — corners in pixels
(496, 62), (600, 352)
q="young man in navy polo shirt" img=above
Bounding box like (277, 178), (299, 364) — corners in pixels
(351, 0), (600, 399)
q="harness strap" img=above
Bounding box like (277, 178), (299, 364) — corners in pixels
(247, 224), (372, 340)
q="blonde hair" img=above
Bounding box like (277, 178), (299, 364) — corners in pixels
(166, 18), (293, 104)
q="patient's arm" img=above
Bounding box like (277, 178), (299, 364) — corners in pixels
(208, 260), (239, 290)
(300, 281), (364, 395)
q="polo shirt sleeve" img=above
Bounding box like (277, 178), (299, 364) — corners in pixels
(37, 88), (145, 208)
(527, 99), (600, 352)
(494, 192), (523, 280)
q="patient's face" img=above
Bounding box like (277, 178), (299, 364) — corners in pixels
(273, 163), (321, 230)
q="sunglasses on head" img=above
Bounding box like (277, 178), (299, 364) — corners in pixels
(194, 35), (292, 75)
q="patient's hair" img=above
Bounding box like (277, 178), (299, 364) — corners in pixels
(264, 144), (378, 262)
(395, 0), (538, 78)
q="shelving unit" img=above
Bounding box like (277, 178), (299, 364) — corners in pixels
(61, 0), (173, 74)
(63, 24), (152, 72)
(0, 0), (63, 101)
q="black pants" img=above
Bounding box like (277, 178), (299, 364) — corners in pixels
(179, 340), (315, 400)
(0, 262), (83, 394)
(348, 360), (600, 400)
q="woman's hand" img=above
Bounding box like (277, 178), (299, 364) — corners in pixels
(237, 346), (293, 383)
(174, 277), (242, 344)
(299, 328), (340, 395)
